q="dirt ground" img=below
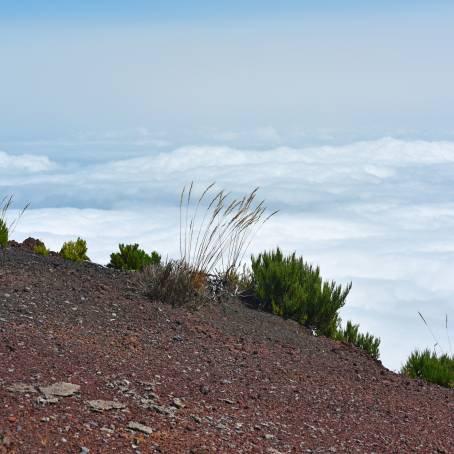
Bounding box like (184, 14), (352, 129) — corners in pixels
(1, 244), (453, 453)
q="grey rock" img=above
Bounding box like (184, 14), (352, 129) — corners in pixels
(88, 400), (127, 412)
(37, 395), (59, 405)
(172, 397), (184, 408)
(39, 382), (80, 398)
(7, 383), (37, 394)
(150, 404), (176, 417)
(127, 421), (153, 435)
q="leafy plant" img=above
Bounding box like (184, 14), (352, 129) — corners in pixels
(60, 237), (89, 262)
(179, 182), (277, 276)
(33, 243), (49, 257)
(251, 248), (351, 338)
(0, 195), (29, 251)
(335, 320), (381, 360)
(401, 349), (454, 388)
(108, 243), (161, 271)
(138, 260), (211, 309)
(0, 219), (7, 250)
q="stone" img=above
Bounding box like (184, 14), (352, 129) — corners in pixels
(127, 421), (153, 435)
(199, 384), (210, 395)
(22, 237), (45, 251)
(150, 404), (176, 417)
(37, 396), (59, 405)
(87, 400), (126, 412)
(7, 383), (37, 394)
(172, 397), (184, 408)
(39, 382), (80, 398)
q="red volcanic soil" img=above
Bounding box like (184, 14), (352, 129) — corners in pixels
(1, 244), (453, 453)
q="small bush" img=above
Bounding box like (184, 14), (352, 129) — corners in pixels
(335, 320), (381, 360)
(208, 265), (254, 299)
(401, 349), (454, 388)
(0, 195), (29, 256)
(60, 237), (89, 262)
(108, 243), (161, 271)
(251, 248), (351, 337)
(33, 243), (49, 257)
(138, 260), (211, 309)
(0, 219), (7, 250)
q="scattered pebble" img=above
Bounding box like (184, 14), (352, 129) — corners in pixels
(172, 397), (184, 408)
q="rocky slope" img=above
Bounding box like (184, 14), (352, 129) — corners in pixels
(0, 244), (453, 453)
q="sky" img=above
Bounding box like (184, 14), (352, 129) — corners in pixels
(1, 1), (454, 371)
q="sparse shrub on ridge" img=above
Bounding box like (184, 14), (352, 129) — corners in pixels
(251, 247), (351, 338)
(0, 195), (29, 261)
(60, 237), (89, 262)
(0, 219), (7, 250)
(108, 243), (161, 271)
(401, 349), (454, 388)
(335, 320), (381, 360)
(219, 265), (254, 297)
(139, 183), (275, 308)
(138, 259), (211, 309)
(33, 242), (49, 257)
(401, 312), (454, 387)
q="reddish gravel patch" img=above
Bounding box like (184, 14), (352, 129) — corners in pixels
(0, 245), (453, 453)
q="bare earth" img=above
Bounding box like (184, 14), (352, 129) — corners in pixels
(0, 244), (453, 453)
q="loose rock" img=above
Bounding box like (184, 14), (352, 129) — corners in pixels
(87, 400), (126, 412)
(7, 383), (37, 394)
(39, 382), (80, 398)
(127, 421), (153, 435)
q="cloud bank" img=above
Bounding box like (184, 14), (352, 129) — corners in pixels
(2, 137), (454, 371)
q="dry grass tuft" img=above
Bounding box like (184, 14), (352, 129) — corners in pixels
(137, 260), (212, 309)
(179, 182), (277, 276)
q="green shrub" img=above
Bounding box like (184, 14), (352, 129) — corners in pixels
(60, 237), (89, 262)
(138, 260), (211, 309)
(251, 248), (351, 337)
(0, 219), (7, 250)
(108, 243), (161, 271)
(1, 195), (29, 253)
(335, 320), (381, 360)
(222, 265), (254, 296)
(33, 243), (49, 257)
(401, 349), (454, 388)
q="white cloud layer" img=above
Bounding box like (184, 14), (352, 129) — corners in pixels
(3, 137), (454, 371)
(0, 150), (54, 173)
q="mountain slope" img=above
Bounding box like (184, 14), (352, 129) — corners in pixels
(1, 244), (453, 453)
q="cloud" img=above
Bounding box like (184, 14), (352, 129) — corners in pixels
(0, 150), (54, 173)
(4, 137), (454, 371)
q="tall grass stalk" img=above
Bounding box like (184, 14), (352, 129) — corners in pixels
(0, 195), (29, 262)
(418, 311), (452, 356)
(179, 183), (277, 275)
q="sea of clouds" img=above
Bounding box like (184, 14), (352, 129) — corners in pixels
(1, 137), (454, 371)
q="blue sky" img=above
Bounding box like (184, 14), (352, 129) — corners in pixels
(1, 1), (454, 145)
(4, 1), (450, 22)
